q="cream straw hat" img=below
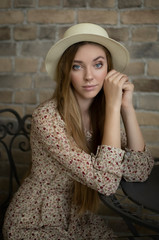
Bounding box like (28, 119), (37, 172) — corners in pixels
(45, 23), (129, 81)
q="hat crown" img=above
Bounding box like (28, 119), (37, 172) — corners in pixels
(45, 23), (129, 80)
(63, 23), (109, 39)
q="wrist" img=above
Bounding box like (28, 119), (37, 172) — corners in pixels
(121, 104), (134, 114)
(106, 103), (121, 113)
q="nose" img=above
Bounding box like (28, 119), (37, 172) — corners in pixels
(84, 67), (93, 82)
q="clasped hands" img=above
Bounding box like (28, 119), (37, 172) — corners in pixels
(103, 69), (134, 110)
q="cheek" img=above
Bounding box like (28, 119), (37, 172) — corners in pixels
(96, 71), (107, 84)
(71, 70), (83, 81)
(70, 73), (80, 88)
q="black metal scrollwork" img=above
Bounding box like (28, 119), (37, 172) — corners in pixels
(0, 109), (32, 200)
(0, 109), (32, 238)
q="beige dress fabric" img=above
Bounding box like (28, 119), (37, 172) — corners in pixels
(3, 99), (154, 240)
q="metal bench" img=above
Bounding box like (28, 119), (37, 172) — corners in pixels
(99, 161), (159, 240)
(1, 108), (159, 240)
(0, 109), (32, 239)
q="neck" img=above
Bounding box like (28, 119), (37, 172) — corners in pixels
(81, 103), (92, 132)
(75, 95), (93, 131)
(75, 95), (93, 115)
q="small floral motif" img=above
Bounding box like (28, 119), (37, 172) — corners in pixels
(3, 99), (154, 240)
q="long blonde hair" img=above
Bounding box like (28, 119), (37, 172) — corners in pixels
(53, 42), (113, 214)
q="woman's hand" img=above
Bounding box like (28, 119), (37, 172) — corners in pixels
(121, 80), (134, 110)
(103, 70), (129, 110)
(103, 70), (145, 152)
(102, 70), (129, 148)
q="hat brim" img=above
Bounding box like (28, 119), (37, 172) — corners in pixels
(45, 33), (129, 81)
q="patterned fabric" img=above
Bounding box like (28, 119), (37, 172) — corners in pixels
(3, 99), (154, 240)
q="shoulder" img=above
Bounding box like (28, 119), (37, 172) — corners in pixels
(33, 98), (57, 116)
(32, 98), (64, 126)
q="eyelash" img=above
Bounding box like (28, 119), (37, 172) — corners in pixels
(72, 62), (104, 71)
(95, 62), (103, 69)
(72, 64), (81, 70)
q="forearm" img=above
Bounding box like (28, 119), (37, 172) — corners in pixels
(121, 106), (145, 151)
(102, 106), (121, 148)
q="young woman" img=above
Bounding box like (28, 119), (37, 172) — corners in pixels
(3, 23), (154, 240)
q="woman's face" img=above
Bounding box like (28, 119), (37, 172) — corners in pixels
(70, 43), (108, 104)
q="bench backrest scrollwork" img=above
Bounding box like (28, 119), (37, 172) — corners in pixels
(0, 109), (32, 237)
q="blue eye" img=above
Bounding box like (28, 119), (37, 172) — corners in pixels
(95, 63), (103, 69)
(72, 64), (81, 70)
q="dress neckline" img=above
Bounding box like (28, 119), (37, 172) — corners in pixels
(84, 129), (93, 142)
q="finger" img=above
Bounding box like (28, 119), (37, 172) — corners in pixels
(122, 82), (134, 91)
(116, 74), (129, 87)
(106, 70), (128, 84)
(105, 69), (118, 80)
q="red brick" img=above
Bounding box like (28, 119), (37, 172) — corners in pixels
(141, 128), (159, 143)
(132, 27), (157, 42)
(118, 0), (142, 8)
(40, 61), (46, 73)
(121, 10), (159, 24)
(133, 79), (159, 92)
(137, 94), (159, 111)
(21, 42), (51, 57)
(0, 91), (12, 103)
(0, 0), (11, 8)
(145, 0), (159, 7)
(14, 90), (37, 104)
(39, 0), (60, 6)
(15, 58), (38, 73)
(0, 58), (12, 72)
(25, 105), (37, 115)
(89, 0), (115, 8)
(78, 10), (118, 24)
(14, 26), (37, 40)
(64, 0), (86, 7)
(149, 145), (159, 158)
(34, 75), (55, 89)
(136, 111), (159, 126)
(128, 43), (159, 59)
(39, 90), (54, 103)
(0, 27), (10, 40)
(27, 9), (74, 24)
(39, 26), (56, 40)
(124, 62), (145, 76)
(0, 43), (16, 56)
(0, 104), (24, 117)
(0, 75), (32, 89)
(58, 26), (70, 39)
(106, 27), (129, 42)
(14, 0), (36, 7)
(0, 11), (24, 24)
(148, 61), (159, 76)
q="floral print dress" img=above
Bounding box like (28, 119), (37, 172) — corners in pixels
(3, 99), (154, 240)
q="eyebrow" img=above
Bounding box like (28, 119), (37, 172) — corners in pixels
(73, 56), (106, 63)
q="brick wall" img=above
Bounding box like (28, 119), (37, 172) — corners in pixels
(0, 0), (159, 236)
(0, 0), (159, 158)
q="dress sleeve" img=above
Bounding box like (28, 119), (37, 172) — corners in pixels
(121, 130), (154, 182)
(31, 102), (154, 195)
(31, 103), (125, 196)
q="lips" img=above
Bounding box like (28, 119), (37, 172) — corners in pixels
(82, 85), (97, 90)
